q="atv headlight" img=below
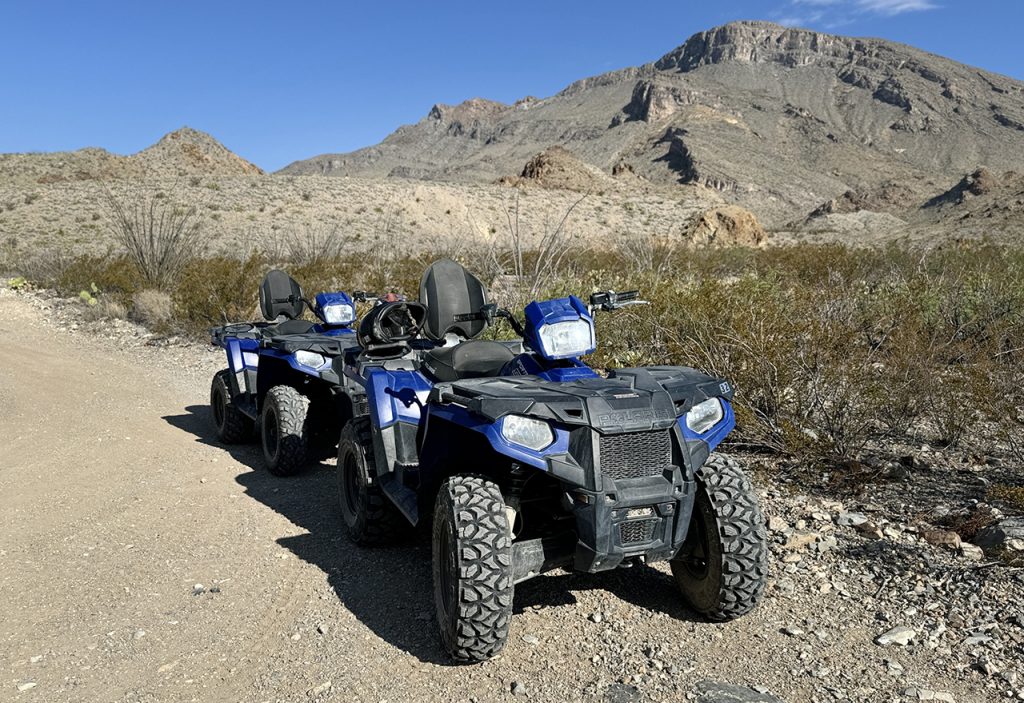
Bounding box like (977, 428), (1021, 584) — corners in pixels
(685, 398), (724, 434)
(501, 415), (554, 451)
(322, 303), (355, 325)
(537, 319), (595, 359)
(295, 350), (326, 368)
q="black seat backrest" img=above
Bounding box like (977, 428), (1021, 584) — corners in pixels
(259, 270), (304, 321)
(419, 259), (488, 341)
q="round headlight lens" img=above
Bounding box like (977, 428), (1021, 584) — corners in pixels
(685, 398), (724, 434)
(501, 415), (554, 451)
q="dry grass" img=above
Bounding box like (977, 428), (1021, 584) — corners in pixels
(10, 239), (1024, 464)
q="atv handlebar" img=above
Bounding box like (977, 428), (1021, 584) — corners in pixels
(589, 289), (648, 312)
(454, 304), (525, 337)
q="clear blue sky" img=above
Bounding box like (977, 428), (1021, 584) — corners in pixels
(2, 0), (1021, 171)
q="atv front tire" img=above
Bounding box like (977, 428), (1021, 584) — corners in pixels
(671, 455), (767, 620)
(260, 385), (310, 476)
(432, 475), (514, 662)
(211, 370), (254, 444)
(336, 418), (405, 545)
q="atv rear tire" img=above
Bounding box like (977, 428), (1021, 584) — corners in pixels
(432, 475), (514, 662)
(211, 370), (254, 444)
(671, 455), (767, 620)
(260, 385), (310, 476)
(336, 418), (405, 545)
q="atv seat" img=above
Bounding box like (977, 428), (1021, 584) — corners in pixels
(421, 340), (515, 382)
(265, 318), (316, 335)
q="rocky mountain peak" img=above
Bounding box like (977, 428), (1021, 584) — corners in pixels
(427, 98), (509, 123)
(654, 21), (899, 73)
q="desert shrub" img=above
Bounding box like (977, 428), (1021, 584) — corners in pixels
(132, 289), (174, 330)
(989, 484), (1024, 512)
(81, 297), (128, 322)
(104, 186), (204, 290)
(56, 255), (140, 307)
(172, 255), (266, 331)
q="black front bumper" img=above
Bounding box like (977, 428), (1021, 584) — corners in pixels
(568, 467), (696, 572)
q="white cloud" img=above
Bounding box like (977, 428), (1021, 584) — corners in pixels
(791, 0), (938, 16)
(855, 0), (938, 14)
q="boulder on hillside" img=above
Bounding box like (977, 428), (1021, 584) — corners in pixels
(685, 205), (767, 247)
(500, 146), (611, 192)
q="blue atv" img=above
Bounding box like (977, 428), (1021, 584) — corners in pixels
(210, 270), (362, 475)
(335, 259), (768, 662)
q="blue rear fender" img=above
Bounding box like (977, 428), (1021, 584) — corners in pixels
(225, 337), (260, 375)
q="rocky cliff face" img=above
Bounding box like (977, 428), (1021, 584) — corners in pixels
(279, 21), (1024, 225)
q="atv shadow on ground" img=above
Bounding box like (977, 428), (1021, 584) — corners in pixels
(165, 404), (704, 663)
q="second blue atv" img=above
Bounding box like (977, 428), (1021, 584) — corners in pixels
(210, 269), (362, 475)
(334, 260), (768, 662)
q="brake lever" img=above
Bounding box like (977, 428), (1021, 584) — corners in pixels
(611, 299), (649, 309)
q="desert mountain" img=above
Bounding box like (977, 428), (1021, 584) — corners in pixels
(280, 21), (1024, 225)
(0, 127), (262, 185)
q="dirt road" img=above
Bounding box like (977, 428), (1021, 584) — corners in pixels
(0, 290), (1007, 703)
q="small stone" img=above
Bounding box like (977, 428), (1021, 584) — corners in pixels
(959, 543), (984, 561)
(963, 634), (992, 646)
(976, 658), (999, 676)
(309, 681), (332, 697)
(782, 626), (804, 637)
(29, 656), (42, 664)
(511, 681), (527, 696)
(17, 682), (37, 692)
(785, 532), (818, 550)
(316, 623), (328, 635)
(921, 530), (961, 549)
(855, 521), (884, 539)
(836, 512), (868, 527)
(767, 516), (787, 532)
(781, 553), (802, 564)
(522, 634), (539, 645)
(875, 626), (916, 646)
(589, 612), (603, 623)
(134, 629), (146, 639)
(291, 633), (301, 641)
(192, 584), (205, 595)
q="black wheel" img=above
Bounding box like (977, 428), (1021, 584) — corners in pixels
(336, 418), (405, 545)
(260, 385), (310, 476)
(210, 370), (254, 444)
(671, 455), (767, 620)
(432, 475), (514, 662)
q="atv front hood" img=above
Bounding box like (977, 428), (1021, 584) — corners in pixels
(431, 365), (732, 434)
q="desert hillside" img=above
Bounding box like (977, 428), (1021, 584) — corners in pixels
(2, 22), (1024, 260)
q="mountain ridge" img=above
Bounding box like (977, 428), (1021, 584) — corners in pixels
(279, 21), (1024, 225)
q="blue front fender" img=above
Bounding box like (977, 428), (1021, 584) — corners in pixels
(426, 404), (570, 471)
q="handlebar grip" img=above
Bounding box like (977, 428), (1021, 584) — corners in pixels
(617, 290), (640, 302)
